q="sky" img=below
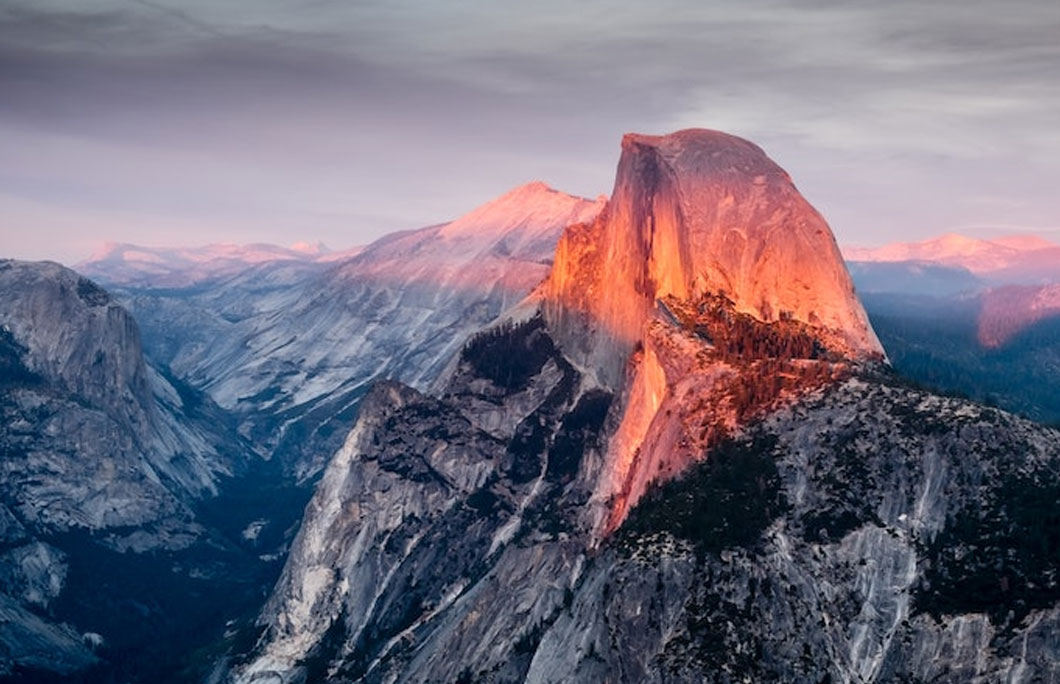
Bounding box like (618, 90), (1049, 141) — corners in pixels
(2, 0), (1059, 264)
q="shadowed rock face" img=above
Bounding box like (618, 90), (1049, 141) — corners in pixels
(531, 382), (1060, 684)
(231, 328), (1060, 684)
(0, 260), (233, 529)
(0, 260), (259, 680)
(543, 129), (882, 389)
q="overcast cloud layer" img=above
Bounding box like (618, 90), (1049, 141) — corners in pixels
(1, 0), (1058, 263)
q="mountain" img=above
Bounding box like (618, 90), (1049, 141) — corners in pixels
(844, 232), (1060, 284)
(843, 233), (1060, 423)
(539, 129), (882, 533)
(857, 290), (1060, 425)
(99, 182), (605, 480)
(217, 130), (1060, 684)
(1, 182), (602, 680)
(846, 261), (984, 297)
(0, 261), (236, 534)
(78, 241), (363, 289)
(0, 260), (278, 680)
(546, 131), (880, 385)
(231, 352), (1060, 683)
(977, 283), (1060, 348)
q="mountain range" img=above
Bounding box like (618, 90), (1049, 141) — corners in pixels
(844, 232), (1060, 284)
(843, 232), (1060, 423)
(78, 242), (363, 289)
(84, 182), (604, 482)
(219, 130), (1060, 683)
(1, 130), (1058, 683)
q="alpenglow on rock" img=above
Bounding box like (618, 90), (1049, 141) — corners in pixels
(537, 129), (884, 534)
(844, 231), (1060, 284)
(543, 129), (882, 388)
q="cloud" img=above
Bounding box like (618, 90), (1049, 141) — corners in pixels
(0, 0), (1058, 262)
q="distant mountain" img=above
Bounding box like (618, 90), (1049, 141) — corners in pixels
(844, 232), (1060, 284)
(219, 130), (1060, 684)
(843, 232), (1060, 423)
(978, 283), (1060, 348)
(846, 260), (984, 297)
(94, 182), (606, 480)
(0, 260), (270, 681)
(78, 241), (363, 288)
(858, 290), (1060, 424)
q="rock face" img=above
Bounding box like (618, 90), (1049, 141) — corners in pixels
(540, 129), (882, 534)
(0, 260), (257, 679)
(97, 182), (604, 480)
(230, 316), (602, 683)
(531, 381), (1060, 684)
(229, 326), (1060, 683)
(0, 260), (235, 533)
(543, 130), (881, 389)
(224, 131), (1060, 684)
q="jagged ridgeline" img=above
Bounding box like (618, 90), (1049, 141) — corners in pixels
(228, 130), (1060, 684)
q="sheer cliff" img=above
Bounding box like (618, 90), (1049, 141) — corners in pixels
(542, 129), (881, 389)
(538, 129), (882, 535)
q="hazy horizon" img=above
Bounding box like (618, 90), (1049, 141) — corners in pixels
(3, 0), (1059, 264)
(71, 194), (1060, 268)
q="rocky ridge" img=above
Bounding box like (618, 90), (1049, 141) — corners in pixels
(100, 183), (605, 480)
(230, 310), (1060, 683)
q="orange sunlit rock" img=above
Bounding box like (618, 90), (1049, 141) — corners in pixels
(535, 129), (882, 535)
